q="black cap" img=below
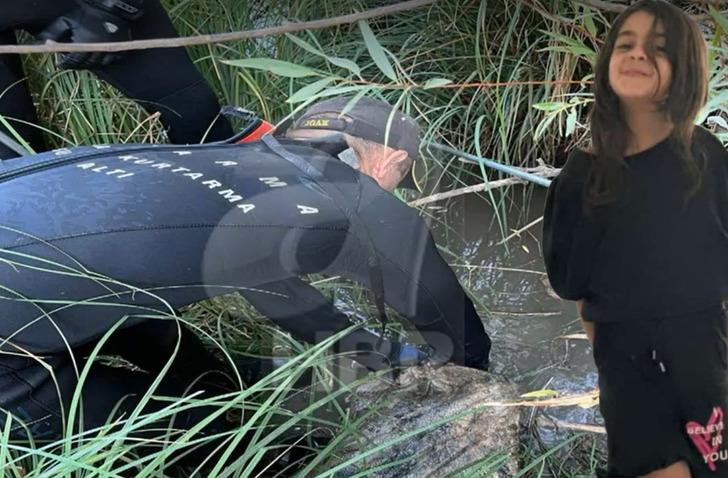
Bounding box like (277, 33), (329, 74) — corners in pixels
(287, 96), (423, 189)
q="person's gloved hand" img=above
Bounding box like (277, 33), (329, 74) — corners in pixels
(36, 0), (144, 70)
(392, 343), (437, 367)
(396, 342), (490, 371)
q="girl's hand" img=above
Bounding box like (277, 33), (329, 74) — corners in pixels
(576, 299), (594, 345)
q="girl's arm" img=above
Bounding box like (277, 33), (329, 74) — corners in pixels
(576, 299), (594, 344)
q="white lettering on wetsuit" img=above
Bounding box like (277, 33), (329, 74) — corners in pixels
(151, 163), (173, 170)
(259, 177), (287, 188)
(297, 205), (319, 215)
(218, 190), (242, 202)
(201, 180), (222, 189)
(77, 162), (134, 179)
(74, 151), (320, 217)
(74, 151), (325, 218)
(78, 159), (249, 205)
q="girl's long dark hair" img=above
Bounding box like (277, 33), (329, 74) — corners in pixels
(587, 0), (708, 207)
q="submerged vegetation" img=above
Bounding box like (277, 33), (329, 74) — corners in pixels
(1, 0), (726, 476)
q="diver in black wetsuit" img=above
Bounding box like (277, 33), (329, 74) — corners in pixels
(0, 96), (491, 441)
(0, 0), (233, 158)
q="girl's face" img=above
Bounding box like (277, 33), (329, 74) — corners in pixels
(608, 10), (672, 107)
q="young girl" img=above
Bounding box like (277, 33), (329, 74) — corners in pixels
(543, 1), (728, 477)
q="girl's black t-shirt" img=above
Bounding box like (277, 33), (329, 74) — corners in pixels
(543, 126), (728, 322)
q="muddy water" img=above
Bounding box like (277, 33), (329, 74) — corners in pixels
(428, 185), (602, 439)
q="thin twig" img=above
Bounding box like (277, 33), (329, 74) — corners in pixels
(576, 0), (627, 13)
(449, 264), (547, 275)
(540, 418), (606, 434)
(490, 310), (562, 317)
(438, 79), (591, 88)
(555, 333), (590, 341)
(408, 177), (523, 207)
(0, 0), (436, 54)
(408, 164), (560, 208)
(495, 216), (545, 246)
(576, 0), (727, 21)
(350, 79), (593, 89)
(481, 389), (600, 408)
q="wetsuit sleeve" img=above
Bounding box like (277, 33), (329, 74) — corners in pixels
(332, 184), (491, 370)
(0, 0), (75, 158)
(0, 0), (74, 32)
(542, 151), (601, 302)
(374, 225), (490, 369)
(0, 0), (232, 154)
(239, 278), (402, 371)
(87, 0), (233, 143)
(384, 236), (491, 369)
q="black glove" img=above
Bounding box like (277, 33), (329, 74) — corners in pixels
(36, 0), (144, 70)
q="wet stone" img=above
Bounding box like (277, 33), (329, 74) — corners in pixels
(326, 364), (519, 477)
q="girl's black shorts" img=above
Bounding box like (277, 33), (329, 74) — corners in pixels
(594, 303), (728, 477)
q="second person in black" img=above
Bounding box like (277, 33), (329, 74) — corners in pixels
(0, 0), (233, 159)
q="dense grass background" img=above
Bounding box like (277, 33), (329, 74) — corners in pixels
(1, 1), (726, 476)
(22, 1), (728, 232)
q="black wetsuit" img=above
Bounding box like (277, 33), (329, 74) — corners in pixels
(0, 0), (233, 158)
(0, 137), (490, 439)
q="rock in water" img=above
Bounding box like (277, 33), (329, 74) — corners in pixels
(328, 365), (519, 477)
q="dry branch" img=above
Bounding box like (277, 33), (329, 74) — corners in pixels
(481, 389), (600, 409)
(0, 0), (436, 54)
(495, 216), (545, 246)
(576, 0), (727, 20)
(576, 0), (627, 13)
(539, 418), (606, 434)
(408, 177), (523, 208)
(408, 163), (560, 208)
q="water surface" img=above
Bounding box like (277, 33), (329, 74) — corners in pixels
(428, 185), (602, 441)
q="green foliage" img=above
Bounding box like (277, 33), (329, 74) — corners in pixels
(223, 58), (324, 78)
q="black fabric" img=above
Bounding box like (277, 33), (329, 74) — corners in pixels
(543, 126), (728, 323)
(261, 135), (391, 351)
(0, 319), (273, 472)
(36, 0), (141, 70)
(81, 0), (144, 20)
(594, 304), (728, 477)
(0, 319), (236, 454)
(0, 0), (232, 158)
(0, 140), (491, 436)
